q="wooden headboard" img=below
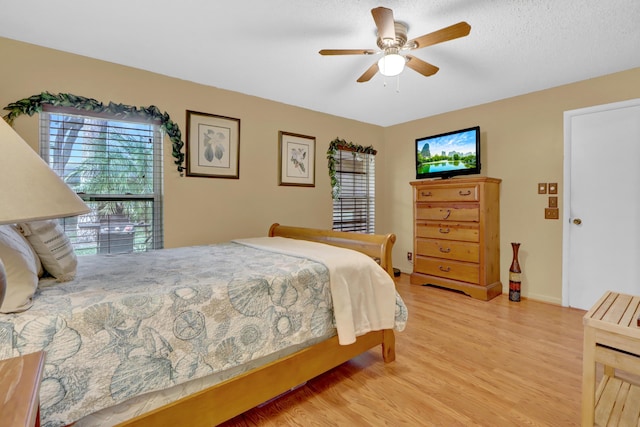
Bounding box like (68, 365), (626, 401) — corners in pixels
(268, 223), (396, 278)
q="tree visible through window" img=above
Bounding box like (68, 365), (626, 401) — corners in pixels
(40, 110), (163, 255)
(331, 147), (375, 234)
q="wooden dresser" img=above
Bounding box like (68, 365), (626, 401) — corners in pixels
(410, 177), (502, 300)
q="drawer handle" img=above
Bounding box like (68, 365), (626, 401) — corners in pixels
(439, 228), (450, 234)
(441, 209), (451, 219)
(439, 247), (451, 253)
(421, 191), (433, 197)
(459, 190), (472, 196)
(439, 266), (451, 272)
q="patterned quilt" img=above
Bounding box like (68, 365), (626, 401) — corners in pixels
(0, 242), (408, 427)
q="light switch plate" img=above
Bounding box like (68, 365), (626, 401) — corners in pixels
(548, 183), (558, 194)
(538, 183), (547, 194)
(548, 196), (558, 208)
(545, 208), (559, 219)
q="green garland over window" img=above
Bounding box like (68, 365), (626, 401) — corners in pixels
(2, 92), (185, 174)
(327, 137), (377, 200)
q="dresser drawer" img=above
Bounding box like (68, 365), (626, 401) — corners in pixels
(416, 239), (479, 263)
(416, 222), (479, 242)
(416, 205), (479, 222)
(415, 185), (478, 202)
(415, 256), (480, 284)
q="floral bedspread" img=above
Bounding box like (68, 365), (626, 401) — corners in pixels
(0, 242), (408, 427)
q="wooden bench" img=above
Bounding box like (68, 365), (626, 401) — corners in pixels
(582, 291), (640, 426)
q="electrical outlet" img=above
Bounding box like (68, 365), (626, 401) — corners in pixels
(407, 252), (413, 262)
(545, 208), (559, 219)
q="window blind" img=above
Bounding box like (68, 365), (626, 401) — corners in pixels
(332, 149), (375, 234)
(40, 111), (164, 255)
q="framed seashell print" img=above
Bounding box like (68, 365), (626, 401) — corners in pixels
(186, 110), (240, 178)
(278, 131), (315, 187)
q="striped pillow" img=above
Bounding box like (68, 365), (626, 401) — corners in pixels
(19, 220), (77, 282)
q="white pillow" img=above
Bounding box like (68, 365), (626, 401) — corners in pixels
(0, 225), (40, 313)
(18, 220), (77, 282)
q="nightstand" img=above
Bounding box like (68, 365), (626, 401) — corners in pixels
(0, 351), (46, 427)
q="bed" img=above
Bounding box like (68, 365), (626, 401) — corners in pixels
(0, 223), (407, 427)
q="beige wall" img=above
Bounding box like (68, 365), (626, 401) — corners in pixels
(0, 37), (385, 248)
(384, 67), (640, 303)
(3, 36), (639, 304)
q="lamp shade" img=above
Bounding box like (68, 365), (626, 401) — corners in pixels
(377, 53), (405, 77)
(0, 118), (90, 225)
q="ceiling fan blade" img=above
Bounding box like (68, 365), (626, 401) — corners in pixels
(405, 55), (439, 77)
(319, 49), (378, 56)
(408, 21), (471, 49)
(371, 7), (396, 44)
(357, 62), (379, 83)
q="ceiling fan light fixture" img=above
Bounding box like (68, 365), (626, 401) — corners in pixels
(319, 7), (471, 83)
(378, 53), (405, 77)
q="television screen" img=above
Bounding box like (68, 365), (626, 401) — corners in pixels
(415, 126), (481, 179)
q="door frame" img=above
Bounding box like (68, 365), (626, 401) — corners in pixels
(561, 98), (640, 307)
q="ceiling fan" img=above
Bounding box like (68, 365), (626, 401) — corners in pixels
(319, 7), (471, 83)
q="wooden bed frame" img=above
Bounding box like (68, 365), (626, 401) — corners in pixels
(118, 224), (398, 427)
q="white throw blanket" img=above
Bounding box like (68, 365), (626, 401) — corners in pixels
(233, 236), (397, 345)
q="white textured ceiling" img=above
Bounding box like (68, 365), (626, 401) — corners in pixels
(1, 0), (639, 127)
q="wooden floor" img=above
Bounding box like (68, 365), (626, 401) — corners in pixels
(219, 274), (586, 426)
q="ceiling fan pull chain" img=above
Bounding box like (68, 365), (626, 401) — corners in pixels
(396, 75), (401, 93)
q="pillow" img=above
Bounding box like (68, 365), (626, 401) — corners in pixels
(18, 220), (77, 282)
(0, 225), (40, 313)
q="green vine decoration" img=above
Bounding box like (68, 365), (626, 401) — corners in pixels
(3, 92), (185, 174)
(327, 137), (377, 200)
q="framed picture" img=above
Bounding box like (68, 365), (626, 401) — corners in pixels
(278, 131), (315, 187)
(186, 110), (240, 178)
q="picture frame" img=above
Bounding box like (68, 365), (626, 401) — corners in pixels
(186, 110), (240, 178)
(278, 131), (316, 187)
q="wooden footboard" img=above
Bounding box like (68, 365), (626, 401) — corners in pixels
(118, 224), (397, 427)
(269, 223), (397, 277)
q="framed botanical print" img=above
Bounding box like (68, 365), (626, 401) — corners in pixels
(186, 110), (240, 178)
(278, 131), (315, 187)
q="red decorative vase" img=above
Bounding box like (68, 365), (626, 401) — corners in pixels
(509, 243), (521, 302)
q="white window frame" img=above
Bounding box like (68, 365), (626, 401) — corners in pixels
(332, 148), (375, 234)
(39, 109), (164, 255)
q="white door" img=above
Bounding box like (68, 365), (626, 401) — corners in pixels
(563, 99), (640, 310)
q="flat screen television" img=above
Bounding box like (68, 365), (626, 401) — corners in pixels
(415, 126), (481, 179)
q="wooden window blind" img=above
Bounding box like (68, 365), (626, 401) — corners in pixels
(39, 111), (164, 255)
(332, 148), (375, 234)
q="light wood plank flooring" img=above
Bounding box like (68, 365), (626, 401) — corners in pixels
(220, 274), (586, 426)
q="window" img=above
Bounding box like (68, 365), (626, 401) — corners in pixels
(332, 148), (375, 234)
(40, 110), (163, 255)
